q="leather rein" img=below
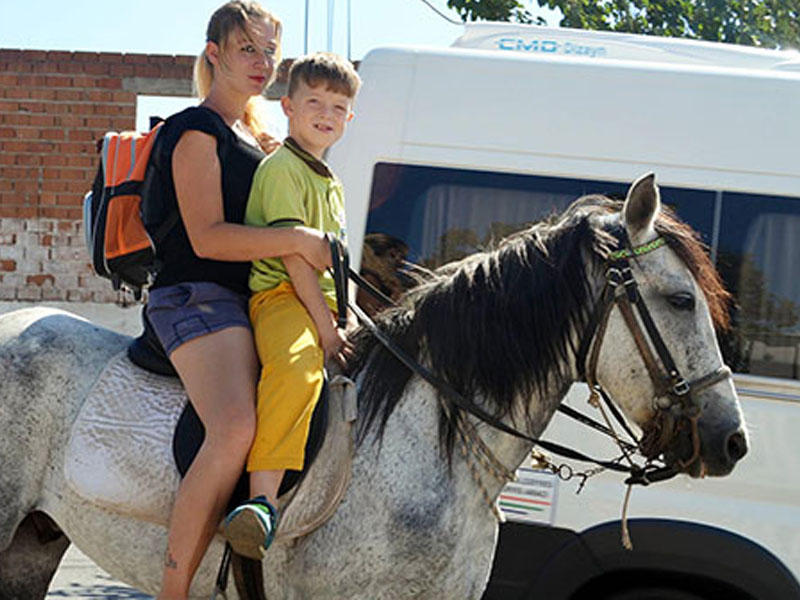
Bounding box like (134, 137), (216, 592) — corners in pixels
(329, 232), (731, 487)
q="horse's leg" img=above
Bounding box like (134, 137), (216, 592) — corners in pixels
(0, 512), (70, 600)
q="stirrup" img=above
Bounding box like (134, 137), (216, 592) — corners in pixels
(223, 496), (278, 560)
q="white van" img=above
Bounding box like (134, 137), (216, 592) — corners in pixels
(327, 23), (800, 600)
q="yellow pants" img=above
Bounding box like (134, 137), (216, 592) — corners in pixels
(247, 282), (325, 472)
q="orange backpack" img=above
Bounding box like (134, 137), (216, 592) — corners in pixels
(83, 120), (178, 301)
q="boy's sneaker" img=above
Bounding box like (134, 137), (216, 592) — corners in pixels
(223, 496), (278, 560)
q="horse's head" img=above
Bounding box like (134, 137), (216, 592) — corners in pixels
(587, 173), (747, 477)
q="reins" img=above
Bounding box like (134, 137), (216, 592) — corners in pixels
(327, 230), (731, 533)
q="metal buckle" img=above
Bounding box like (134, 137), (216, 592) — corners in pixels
(606, 267), (624, 287)
(672, 378), (690, 396)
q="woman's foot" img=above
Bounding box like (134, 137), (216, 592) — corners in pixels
(223, 496), (278, 560)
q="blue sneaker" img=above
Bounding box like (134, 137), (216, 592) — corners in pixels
(223, 496), (278, 560)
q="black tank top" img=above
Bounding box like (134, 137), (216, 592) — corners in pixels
(150, 106), (265, 295)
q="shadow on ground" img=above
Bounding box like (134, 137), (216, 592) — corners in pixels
(47, 574), (152, 599)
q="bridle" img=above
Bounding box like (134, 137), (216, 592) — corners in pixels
(575, 232), (731, 471)
(328, 229), (732, 494)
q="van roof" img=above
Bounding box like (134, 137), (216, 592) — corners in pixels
(452, 22), (800, 72)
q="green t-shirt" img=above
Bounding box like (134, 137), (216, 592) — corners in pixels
(245, 139), (346, 310)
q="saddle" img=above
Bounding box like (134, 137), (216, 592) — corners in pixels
(64, 322), (358, 541)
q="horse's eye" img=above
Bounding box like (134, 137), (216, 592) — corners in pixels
(668, 292), (695, 311)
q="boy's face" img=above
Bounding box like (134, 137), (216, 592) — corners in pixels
(281, 79), (354, 159)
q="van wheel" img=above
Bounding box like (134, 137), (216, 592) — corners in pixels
(601, 587), (709, 600)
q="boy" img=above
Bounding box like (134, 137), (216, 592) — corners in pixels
(224, 52), (361, 559)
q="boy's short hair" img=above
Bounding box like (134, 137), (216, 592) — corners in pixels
(287, 52), (361, 99)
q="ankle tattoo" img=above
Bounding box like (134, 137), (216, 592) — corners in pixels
(165, 550), (178, 570)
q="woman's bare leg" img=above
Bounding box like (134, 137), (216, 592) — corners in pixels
(157, 326), (258, 600)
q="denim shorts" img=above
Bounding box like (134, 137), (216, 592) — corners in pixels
(145, 282), (251, 356)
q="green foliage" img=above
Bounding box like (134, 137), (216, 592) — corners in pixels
(448, 0), (800, 49)
(446, 0), (545, 24)
(538, 0), (800, 49)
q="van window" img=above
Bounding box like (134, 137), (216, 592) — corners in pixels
(716, 192), (800, 379)
(362, 163), (800, 381)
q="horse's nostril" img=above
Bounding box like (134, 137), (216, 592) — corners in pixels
(726, 430), (748, 462)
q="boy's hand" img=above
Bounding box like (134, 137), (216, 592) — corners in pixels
(319, 323), (354, 367)
(294, 227), (332, 271)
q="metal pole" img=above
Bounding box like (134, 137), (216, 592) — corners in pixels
(327, 0), (335, 52)
(304, 0), (310, 54)
(347, 0), (351, 60)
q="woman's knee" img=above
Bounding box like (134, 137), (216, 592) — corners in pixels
(203, 402), (256, 455)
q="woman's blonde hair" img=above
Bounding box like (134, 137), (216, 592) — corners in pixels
(193, 1), (282, 140)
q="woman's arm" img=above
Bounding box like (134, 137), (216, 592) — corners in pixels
(172, 130), (330, 269)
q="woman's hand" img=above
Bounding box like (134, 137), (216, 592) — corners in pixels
(294, 227), (332, 271)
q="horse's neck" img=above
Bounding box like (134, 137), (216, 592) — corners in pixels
(363, 375), (566, 512)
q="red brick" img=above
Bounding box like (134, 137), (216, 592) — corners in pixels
(100, 53), (124, 64)
(14, 154), (42, 166)
(40, 129), (65, 141)
(57, 62), (85, 75)
(40, 193), (57, 206)
(0, 153), (13, 165)
(40, 234), (52, 246)
(42, 180), (68, 193)
(59, 168), (89, 181)
(66, 155), (93, 168)
(45, 75), (73, 87)
(43, 168), (60, 180)
(16, 74), (46, 87)
(14, 180), (37, 193)
(26, 274), (54, 287)
(123, 54), (149, 64)
(56, 192), (81, 206)
(134, 64), (160, 78)
(66, 180), (87, 194)
(71, 75), (99, 88)
(55, 89), (81, 101)
(84, 63), (110, 76)
(29, 114), (56, 127)
(0, 259), (16, 271)
(0, 100), (20, 112)
(45, 103), (70, 114)
(0, 50), (23, 61)
(16, 127), (41, 140)
(31, 61), (62, 74)
(28, 89), (57, 101)
(94, 77), (123, 89)
(5, 140), (53, 153)
(42, 155), (66, 167)
(0, 74), (17, 86)
(56, 114), (85, 128)
(109, 64), (136, 77)
(0, 127), (15, 138)
(112, 91), (136, 103)
(3, 88), (30, 100)
(86, 90), (113, 103)
(18, 101), (45, 112)
(1, 114), (30, 126)
(47, 51), (73, 62)
(73, 51), (101, 62)
(67, 129), (93, 142)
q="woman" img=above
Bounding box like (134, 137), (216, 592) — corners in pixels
(144, 3), (327, 598)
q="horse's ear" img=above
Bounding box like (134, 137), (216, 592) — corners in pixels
(623, 172), (660, 243)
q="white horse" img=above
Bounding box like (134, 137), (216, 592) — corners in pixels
(0, 175), (747, 599)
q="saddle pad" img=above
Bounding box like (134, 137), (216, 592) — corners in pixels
(64, 351), (358, 539)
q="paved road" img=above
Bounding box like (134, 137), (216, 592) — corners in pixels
(46, 546), (152, 599)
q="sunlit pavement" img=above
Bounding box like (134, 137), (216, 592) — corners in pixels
(46, 546), (152, 599)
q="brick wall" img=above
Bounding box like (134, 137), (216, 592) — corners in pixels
(0, 49), (196, 302)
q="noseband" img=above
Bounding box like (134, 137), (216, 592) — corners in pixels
(575, 233), (731, 470)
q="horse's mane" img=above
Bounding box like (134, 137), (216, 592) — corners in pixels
(347, 194), (730, 457)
